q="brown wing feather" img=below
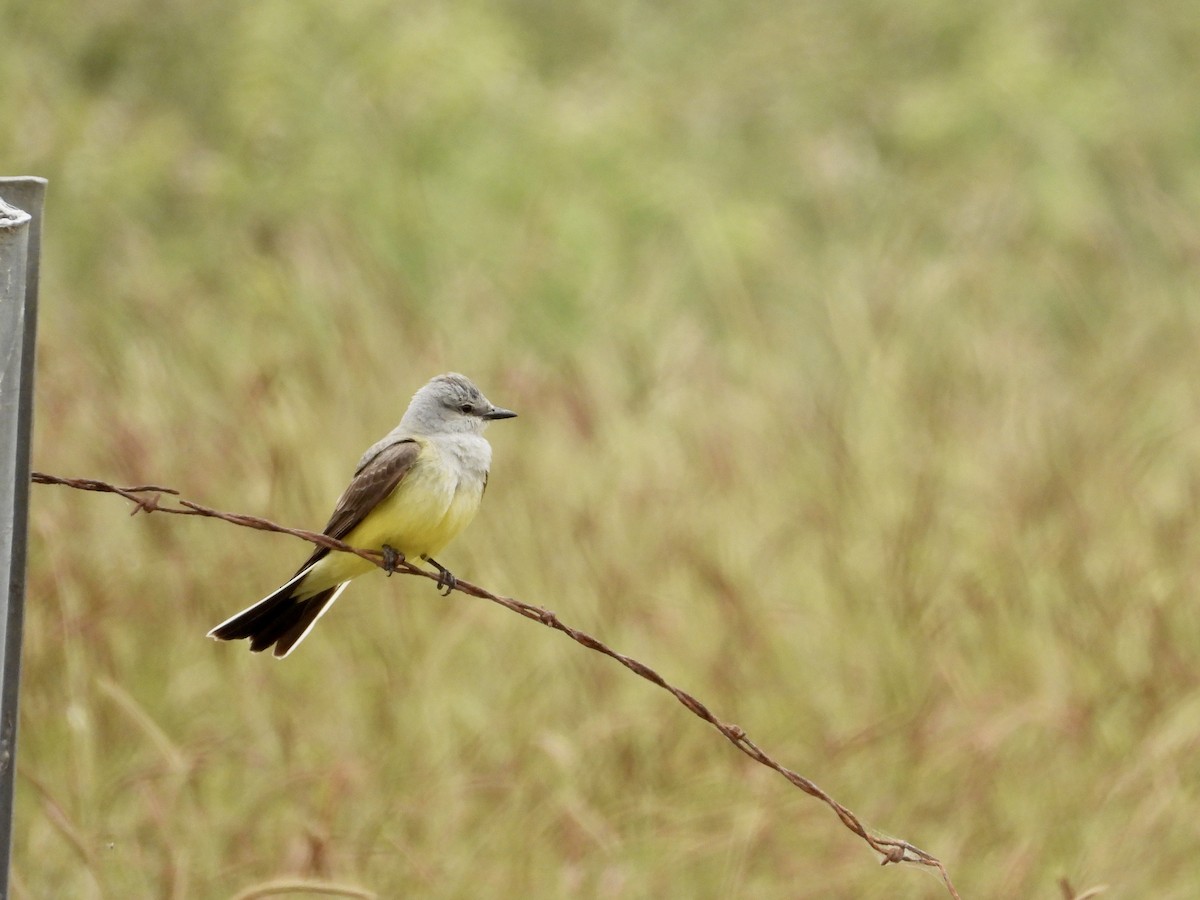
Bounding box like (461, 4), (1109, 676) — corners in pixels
(294, 439), (421, 573)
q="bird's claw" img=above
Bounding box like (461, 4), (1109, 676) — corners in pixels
(382, 544), (405, 576)
(427, 558), (457, 595)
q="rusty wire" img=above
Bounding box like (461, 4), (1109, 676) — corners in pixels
(31, 470), (960, 898)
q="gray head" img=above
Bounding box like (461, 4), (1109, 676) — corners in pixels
(399, 373), (517, 436)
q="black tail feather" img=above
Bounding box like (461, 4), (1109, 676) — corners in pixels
(209, 572), (344, 658)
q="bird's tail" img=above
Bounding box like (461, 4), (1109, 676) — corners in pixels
(208, 569), (349, 658)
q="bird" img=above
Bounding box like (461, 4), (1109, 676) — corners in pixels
(208, 373), (516, 658)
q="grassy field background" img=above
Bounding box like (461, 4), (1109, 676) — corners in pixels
(5, 1), (1200, 896)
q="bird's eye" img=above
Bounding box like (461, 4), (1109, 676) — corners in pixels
(459, 403), (473, 414)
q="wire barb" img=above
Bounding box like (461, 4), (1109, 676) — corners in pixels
(30, 469), (960, 899)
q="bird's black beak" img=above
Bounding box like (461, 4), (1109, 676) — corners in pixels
(482, 406), (517, 420)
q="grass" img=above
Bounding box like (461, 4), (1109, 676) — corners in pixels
(4, 0), (1200, 896)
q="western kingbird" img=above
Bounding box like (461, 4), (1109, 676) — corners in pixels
(208, 373), (516, 658)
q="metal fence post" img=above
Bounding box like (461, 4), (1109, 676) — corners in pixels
(0, 176), (46, 892)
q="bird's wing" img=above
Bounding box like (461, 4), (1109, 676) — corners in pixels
(294, 438), (421, 573)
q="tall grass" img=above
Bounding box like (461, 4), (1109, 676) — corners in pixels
(4, 0), (1200, 896)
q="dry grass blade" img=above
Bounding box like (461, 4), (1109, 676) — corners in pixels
(19, 767), (103, 897)
(94, 677), (188, 776)
(229, 880), (377, 900)
(1059, 877), (1109, 900)
(31, 471), (961, 898)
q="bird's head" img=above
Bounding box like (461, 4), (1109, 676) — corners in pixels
(402, 373), (517, 435)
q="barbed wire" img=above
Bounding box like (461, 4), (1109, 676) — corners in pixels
(31, 470), (961, 899)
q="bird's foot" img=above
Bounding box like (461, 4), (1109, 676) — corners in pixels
(382, 544), (405, 576)
(426, 557), (457, 595)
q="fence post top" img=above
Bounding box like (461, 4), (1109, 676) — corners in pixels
(0, 198), (30, 228)
(0, 177), (48, 227)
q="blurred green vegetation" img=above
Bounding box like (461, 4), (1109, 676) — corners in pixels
(5, 0), (1200, 896)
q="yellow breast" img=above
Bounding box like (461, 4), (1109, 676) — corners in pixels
(301, 438), (486, 591)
